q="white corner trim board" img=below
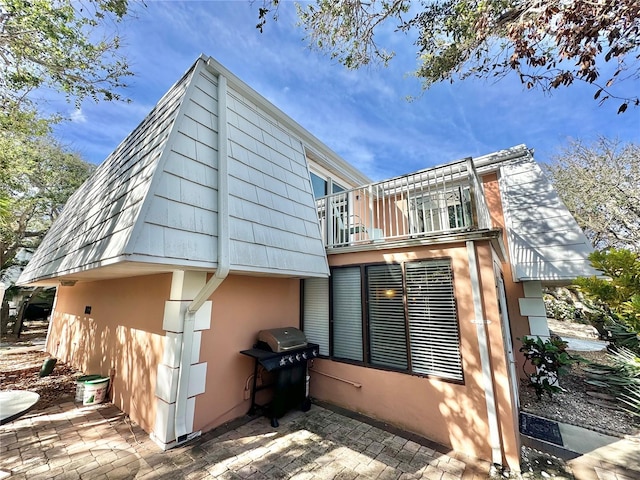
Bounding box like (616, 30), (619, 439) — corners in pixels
(466, 241), (503, 467)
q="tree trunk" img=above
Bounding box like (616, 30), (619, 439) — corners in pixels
(13, 287), (43, 338)
(0, 300), (9, 336)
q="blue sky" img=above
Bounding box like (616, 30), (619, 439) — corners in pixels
(49, 1), (640, 181)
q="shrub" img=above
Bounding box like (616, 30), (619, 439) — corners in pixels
(575, 248), (640, 335)
(519, 336), (577, 400)
(544, 297), (580, 322)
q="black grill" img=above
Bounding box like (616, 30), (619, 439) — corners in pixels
(241, 327), (319, 427)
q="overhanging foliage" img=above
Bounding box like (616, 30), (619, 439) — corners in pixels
(258, 0), (640, 111)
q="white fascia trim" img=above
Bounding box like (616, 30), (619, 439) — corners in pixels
(326, 229), (503, 255)
(20, 256), (220, 287)
(304, 145), (370, 188)
(230, 264), (329, 278)
(116, 255), (218, 269)
(473, 145), (532, 174)
(466, 240), (503, 467)
(15, 255), (133, 286)
(496, 167), (519, 284)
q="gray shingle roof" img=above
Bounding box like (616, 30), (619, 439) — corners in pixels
(19, 57), (330, 285)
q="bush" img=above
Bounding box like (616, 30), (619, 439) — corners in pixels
(575, 248), (640, 336)
(519, 336), (577, 400)
(605, 321), (640, 352)
(543, 286), (599, 325)
(544, 297), (580, 322)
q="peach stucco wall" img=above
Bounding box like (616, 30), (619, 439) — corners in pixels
(482, 173), (530, 364)
(44, 222), (522, 470)
(316, 241), (519, 469)
(46, 272), (300, 441)
(192, 274), (301, 433)
(47, 274), (171, 433)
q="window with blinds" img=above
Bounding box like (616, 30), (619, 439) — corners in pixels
(366, 264), (407, 370)
(302, 277), (329, 356)
(332, 267), (363, 361)
(406, 260), (462, 381)
(302, 259), (463, 382)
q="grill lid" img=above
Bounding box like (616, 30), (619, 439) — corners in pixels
(258, 327), (307, 352)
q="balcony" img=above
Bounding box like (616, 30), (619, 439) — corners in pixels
(316, 158), (492, 249)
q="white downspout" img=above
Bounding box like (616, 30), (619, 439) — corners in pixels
(174, 73), (230, 442)
(466, 240), (503, 468)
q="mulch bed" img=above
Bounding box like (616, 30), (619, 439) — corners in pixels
(519, 349), (640, 438)
(1, 320), (82, 411)
(0, 349), (81, 410)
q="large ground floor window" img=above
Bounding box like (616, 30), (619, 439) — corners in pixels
(303, 258), (463, 382)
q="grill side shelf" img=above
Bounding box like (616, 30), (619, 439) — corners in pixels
(240, 348), (282, 371)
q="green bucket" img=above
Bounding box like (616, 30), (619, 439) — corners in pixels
(75, 375), (101, 402)
(83, 377), (110, 405)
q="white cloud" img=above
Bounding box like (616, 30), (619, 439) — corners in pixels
(44, 1), (640, 174)
(70, 108), (87, 123)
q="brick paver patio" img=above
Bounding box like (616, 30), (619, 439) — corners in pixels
(0, 402), (491, 479)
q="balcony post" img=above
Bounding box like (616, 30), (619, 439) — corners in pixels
(466, 157), (480, 229)
(326, 197), (334, 248)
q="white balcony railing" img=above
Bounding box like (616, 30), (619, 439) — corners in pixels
(316, 158), (492, 248)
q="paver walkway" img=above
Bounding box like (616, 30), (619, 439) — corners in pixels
(568, 436), (640, 480)
(521, 417), (640, 480)
(0, 401), (490, 479)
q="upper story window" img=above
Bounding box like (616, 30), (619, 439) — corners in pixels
(409, 186), (472, 234)
(310, 171), (346, 198)
(311, 172), (327, 198)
